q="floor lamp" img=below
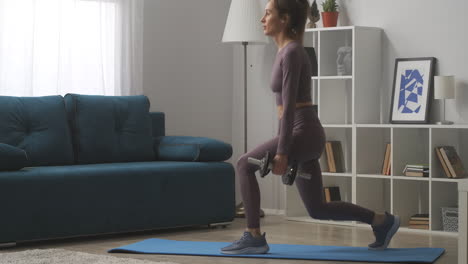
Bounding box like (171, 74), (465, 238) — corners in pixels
(222, 0), (267, 218)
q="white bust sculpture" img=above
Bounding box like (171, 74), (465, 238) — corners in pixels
(337, 46), (352, 75)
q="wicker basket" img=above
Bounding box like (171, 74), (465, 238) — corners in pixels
(441, 207), (458, 232)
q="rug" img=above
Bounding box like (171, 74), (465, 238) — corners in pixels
(0, 248), (178, 264)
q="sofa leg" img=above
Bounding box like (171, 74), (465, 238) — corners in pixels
(208, 221), (232, 229)
(0, 242), (16, 249)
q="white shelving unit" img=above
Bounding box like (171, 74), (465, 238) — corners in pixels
(285, 26), (465, 236)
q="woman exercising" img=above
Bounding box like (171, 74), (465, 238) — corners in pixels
(221, 0), (400, 255)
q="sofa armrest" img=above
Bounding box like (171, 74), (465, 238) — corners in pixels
(154, 136), (232, 162)
(150, 112), (165, 138)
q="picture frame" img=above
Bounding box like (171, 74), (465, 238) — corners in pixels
(389, 57), (436, 124)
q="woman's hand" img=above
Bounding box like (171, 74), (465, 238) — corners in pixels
(272, 154), (288, 175)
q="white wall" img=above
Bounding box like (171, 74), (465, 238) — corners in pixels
(339, 0), (468, 124)
(142, 0), (233, 144)
(238, 0), (468, 212)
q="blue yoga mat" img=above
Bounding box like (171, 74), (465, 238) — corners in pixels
(108, 238), (444, 263)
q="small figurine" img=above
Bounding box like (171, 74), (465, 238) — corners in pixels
(307, 0), (320, 28)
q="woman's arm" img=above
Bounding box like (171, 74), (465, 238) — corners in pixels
(277, 48), (302, 156)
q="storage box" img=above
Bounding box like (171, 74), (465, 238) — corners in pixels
(441, 207), (458, 232)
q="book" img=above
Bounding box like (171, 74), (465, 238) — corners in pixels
(405, 171), (429, 177)
(403, 164), (429, 177)
(409, 224), (429, 230)
(323, 186), (341, 202)
(403, 164), (429, 172)
(410, 213), (429, 221)
(329, 186), (341, 201)
(405, 168), (429, 172)
(382, 143), (391, 175)
(439, 146), (467, 178)
(435, 147), (452, 178)
(331, 141), (345, 173)
(409, 220), (429, 225)
(325, 142), (336, 173)
(386, 144), (392, 175)
(324, 187), (331, 202)
(325, 141), (345, 173)
(405, 164), (429, 169)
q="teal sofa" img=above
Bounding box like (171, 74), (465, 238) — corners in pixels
(0, 94), (235, 245)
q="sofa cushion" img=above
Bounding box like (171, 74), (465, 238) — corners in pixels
(0, 143), (29, 171)
(64, 94), (155, 164)
(0, 95), (74, 166)
(154, 136), (232, 162)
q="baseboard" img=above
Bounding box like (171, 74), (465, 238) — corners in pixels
(263, 209), (285, 215)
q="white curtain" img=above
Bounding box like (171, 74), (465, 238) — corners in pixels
(0, 0), (144, 96)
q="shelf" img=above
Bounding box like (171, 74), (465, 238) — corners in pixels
(393, 180), (429, 228)
(431, 182), (458, 232)
(286, 25), (467, 236)
(322, 172), (353, 177)
(357, 174), (390, 179)
(320, 127), (352, 173)
(356, 177), (391, 214)
(318, 79), (352, 124)
(392, 176), (430, 181)
(431, 178), (464, 182)
(356, 124), (468, 128)
(305, 25), (380, 33)
(322, 124), (353, 128)
(356, 127), (390, 175)
(312, 75), (352, 80)
(393, 128), (429, 176)
(356, 124), (393, 128)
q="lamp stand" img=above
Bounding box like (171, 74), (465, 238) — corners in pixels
(436, 99), (454, 125)
(235, 42), (265, 218)
(242, 42), (248, 153)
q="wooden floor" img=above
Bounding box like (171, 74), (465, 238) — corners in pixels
(2, 215), (456, 264)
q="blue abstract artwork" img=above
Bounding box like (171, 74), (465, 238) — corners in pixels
(398, 69), (424, 114)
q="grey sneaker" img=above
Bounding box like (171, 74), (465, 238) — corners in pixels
(368, 212), (400, 250)
(220, 231), (270, 254)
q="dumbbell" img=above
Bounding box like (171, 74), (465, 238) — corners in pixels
(247, 151), (273, 178)
(247, 152), (301, 185)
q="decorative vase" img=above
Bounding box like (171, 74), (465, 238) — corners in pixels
(322, 11), (339, 27)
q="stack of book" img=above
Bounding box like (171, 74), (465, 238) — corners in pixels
(435, 146), (468, 178)
(325, 141), (345, 173)
(381, 143), (391, 175)
(403, 164), (429, 177)
(323, 186), (341, 203)
(409, 213), (429, 229)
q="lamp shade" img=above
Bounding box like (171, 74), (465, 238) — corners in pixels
(434, 76), (455, 99)
(222, 0), (268, 43)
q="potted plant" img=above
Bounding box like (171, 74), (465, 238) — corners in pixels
(321, 0), (339, 27)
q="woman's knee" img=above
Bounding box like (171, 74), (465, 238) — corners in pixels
(307, 203), (331, 220)
(236, 154), (256, 174)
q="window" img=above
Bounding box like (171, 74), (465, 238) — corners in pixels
(0, 0), (142, 96)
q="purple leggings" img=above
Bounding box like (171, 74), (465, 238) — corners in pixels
(237, 106), (375, 228)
